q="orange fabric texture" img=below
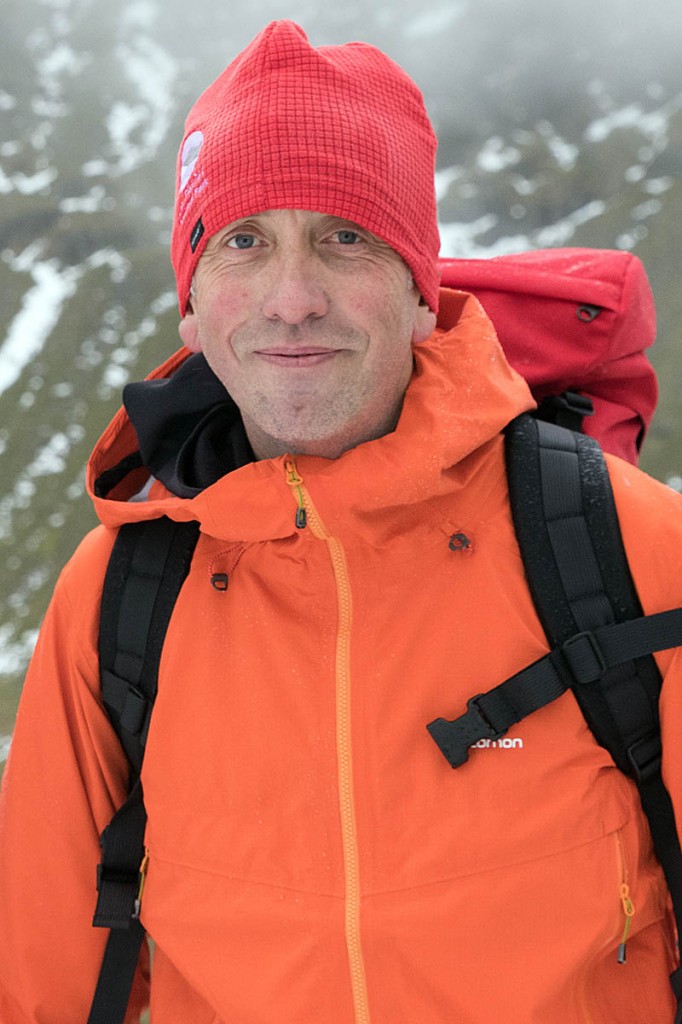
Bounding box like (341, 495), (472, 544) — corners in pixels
(1, 291), (681, 1023)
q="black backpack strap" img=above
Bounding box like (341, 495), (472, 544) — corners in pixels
(505, 415), (667, 771)
(534, 389), (594, 434)
(87, 920), (147, 1024)
(428, 415), (682, 1011)
(428, 415), (682, 765)
(88, 516), (201, 1024)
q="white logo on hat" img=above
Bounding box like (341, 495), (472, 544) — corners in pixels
(180, 130), (204, 191)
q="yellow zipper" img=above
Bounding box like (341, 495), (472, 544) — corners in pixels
(284, 461), (371, 1024)
(577, 829), (637, 1022)
(285, 462), (308, 529)
(615, 829), (636, 965)
(133, 847), (150, 919)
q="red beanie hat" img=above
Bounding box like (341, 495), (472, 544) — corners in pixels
(171, 20), (440, 314)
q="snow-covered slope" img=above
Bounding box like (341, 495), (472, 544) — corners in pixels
(0, 0), (680, 745)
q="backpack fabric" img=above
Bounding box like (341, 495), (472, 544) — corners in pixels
(88, 249), (682, 1023)
(438, 248), (658, 466)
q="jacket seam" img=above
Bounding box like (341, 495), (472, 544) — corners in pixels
(360, 813), (641, 898)
(146, 811), (641, 904)
(147, 847), (344, 900)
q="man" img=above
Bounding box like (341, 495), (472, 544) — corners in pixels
(1, 19), (681, 1024)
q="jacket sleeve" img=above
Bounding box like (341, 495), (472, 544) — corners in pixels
(0, 528), (150, 1023)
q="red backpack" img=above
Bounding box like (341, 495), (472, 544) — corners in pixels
(438, 247), (658, 465)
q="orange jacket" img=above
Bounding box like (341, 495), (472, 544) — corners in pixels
(1, 289), (681, 1023)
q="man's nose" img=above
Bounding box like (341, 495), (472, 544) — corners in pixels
(261, 252), (329, 324)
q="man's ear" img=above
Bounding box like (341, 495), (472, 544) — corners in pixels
(178, 308), (202, 352)
(412, 300), (437, 345)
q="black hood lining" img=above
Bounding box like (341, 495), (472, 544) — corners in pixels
(96, 354), (254, 500)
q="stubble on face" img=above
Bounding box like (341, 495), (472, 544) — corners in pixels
(182, 211), (434, 460)
(225, 317), (415, 459)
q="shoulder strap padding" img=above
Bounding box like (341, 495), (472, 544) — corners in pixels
(504, 414), (662, 772)
(89, 516), (200, 1024)
(99, 516), (201, 770)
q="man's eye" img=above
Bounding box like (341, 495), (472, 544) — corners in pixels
(335, 229), (361, 245)
(227, 234), (257, 249)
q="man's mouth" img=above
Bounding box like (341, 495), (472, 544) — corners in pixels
(255, 347), (339, 366)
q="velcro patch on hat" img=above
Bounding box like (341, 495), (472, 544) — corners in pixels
(190, 217), (205, 253)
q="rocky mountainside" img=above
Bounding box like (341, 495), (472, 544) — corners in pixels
(0, 0), (680, 753)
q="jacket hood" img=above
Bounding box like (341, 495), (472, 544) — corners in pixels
(87, 288), (535, 541)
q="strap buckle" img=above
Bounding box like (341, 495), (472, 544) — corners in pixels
(100, 671), (152, 738)
(627, 734), (663, 784)
(427, 694), (507, 769)
(535, 390), (595, 429)
(96, 863), (139, 894)
(120, 684), (152, 737)
(93, 862), (141, 928)
(554, 390), (595, 418)
(561, 630), (607, 685)
(465, 693), (508, 741)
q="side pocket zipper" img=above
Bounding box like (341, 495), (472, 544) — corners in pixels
(615, 829), (636, 965)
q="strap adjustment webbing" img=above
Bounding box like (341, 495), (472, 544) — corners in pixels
(92, 782), (147, 929)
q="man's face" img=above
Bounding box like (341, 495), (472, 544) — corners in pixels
(179, 209), (436, 460)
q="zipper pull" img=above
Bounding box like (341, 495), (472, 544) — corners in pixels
(133, 848), (150, 919)
(285, 461), (307, 529)
(617, 882), (635, 964)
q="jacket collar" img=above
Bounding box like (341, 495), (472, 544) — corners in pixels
(88, 288), (535, 541)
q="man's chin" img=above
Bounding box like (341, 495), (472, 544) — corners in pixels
(244, 415), (362, 461)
